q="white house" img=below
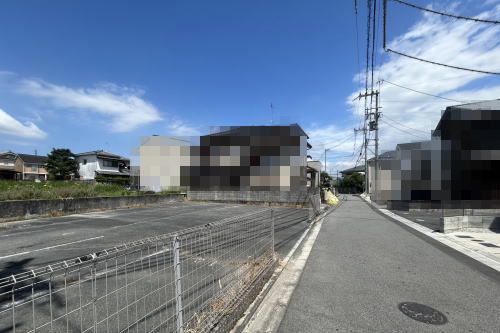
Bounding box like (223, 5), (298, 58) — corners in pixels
(75, 150), (130, 180)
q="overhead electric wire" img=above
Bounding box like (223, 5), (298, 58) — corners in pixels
(385, 48), (500, 75)
(382, 115), (430, 134)
(379, 119), (428, 140)
(370, 0), (378, 93)
(380, 79), (465, 103)
(324, 133), (357, 150)
(382, 1), (500, 75)
(392, 0), (500, 24)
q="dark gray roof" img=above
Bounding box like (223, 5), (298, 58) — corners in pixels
(17, 154), (48, 164)
(368, 150), (397, 161)
(207, 124), (309, 139)
(435, 99), (500, 131)
(396, 141), (430, 151)
(451, 99), (500, 110)
(340, 165), (365, 175)
(76, 150), (129, 161)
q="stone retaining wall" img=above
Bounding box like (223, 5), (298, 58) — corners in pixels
(0, 194), (186, 221)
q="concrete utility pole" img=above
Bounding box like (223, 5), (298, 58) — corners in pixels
(374, 89), (380, 202)
(324, 148), (330, 174)
(354, 89), (380, 196)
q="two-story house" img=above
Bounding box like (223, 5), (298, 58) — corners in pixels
(75, 150), (130, 180)
(0, 152), (48, 181)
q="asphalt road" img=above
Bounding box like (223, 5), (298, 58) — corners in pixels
(389, 209), (442, 231)
(0, 201), (311, 332)
(278, 195), (500, 332)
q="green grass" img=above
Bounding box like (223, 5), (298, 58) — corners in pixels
(0, 181), (142, 201)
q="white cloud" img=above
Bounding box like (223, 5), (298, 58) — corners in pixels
(18, 79), (162, 132)
(0, 108), (47, 139)
(314, 1), (500, 172)
(167, 119), (201, 136)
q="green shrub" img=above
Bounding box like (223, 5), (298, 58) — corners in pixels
(0, 180), (138, 201)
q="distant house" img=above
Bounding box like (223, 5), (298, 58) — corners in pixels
(0, 152), (48, 181)
(75, 150), (130, 180)
(340, 165), (365, 177)
(307, 161), (321, 188)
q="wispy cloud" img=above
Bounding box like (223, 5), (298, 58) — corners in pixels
(313, 1), (500, 172)
(166, 119), (201, 136)
(18, 79), (162, 132)
(0, 108), (47, 139)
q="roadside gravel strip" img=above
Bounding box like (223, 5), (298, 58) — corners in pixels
(233, 200), (343, 333)
(361, 195), (500, 273)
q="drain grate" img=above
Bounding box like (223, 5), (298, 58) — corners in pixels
(472, 239), (483, 242)
(455, 235), (473, 238)
(479, 243), (500, 248)
(398, 302), (447, 325)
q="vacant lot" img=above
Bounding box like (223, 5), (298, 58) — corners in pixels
(0, 180), (173, 201)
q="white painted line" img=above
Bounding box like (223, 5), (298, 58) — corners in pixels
(0, 236), (104, 260)
(0, 251), (30, 260)
(361, 197), (500, 272)
(416, 218), (425, 222)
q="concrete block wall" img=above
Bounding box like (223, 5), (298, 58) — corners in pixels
(440, 215), (500, 233)
(0, 194), (185, 221)
(187, 190), (313, 205)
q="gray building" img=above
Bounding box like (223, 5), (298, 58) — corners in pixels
(369, 99), (500, 209)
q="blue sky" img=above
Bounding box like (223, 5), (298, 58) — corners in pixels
(0, 0), (499, 172)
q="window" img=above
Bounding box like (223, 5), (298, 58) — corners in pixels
(28, 164), (37, 172)
(83, 159), (87, 165)
(103, 159), (118, 167)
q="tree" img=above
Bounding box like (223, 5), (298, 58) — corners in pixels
(338, 172), (364, 193)
(46, 148), (79, 180)
(320, 171), (332, 190)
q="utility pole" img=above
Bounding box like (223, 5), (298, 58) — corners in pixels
(374, 89), (380, 202)
(353, 89), (381, 196)
(324, 148), (330, 174)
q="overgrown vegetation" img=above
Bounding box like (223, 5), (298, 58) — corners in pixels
(94, 175), (130, 186)
(337, 172), (365, 193)
(0, 181), (175, 201)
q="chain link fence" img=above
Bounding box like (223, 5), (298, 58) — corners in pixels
(0, 209), (276, 333)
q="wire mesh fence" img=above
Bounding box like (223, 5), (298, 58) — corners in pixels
(0, 209), (276, 333)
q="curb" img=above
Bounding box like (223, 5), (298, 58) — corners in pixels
(232, 199), (344, 333)
(360, 195), (500, 273)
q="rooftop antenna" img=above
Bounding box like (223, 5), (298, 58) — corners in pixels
(270, 103), (276, 125)
(34, 149), (37, 156)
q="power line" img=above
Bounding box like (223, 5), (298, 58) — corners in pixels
(382, 1), (500, 75)
(382, 115), (430, 134)
(386, 48), (500, 75)
(380, 79), (465, 103)
(324, 133), (357, 150)
(392, 0), (500, 24)
(379, 119), (428, 140)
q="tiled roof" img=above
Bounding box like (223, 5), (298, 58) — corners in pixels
(17, 154), (48, 164)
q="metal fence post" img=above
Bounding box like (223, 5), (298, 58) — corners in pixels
(271, 209), (275, 256)
(172, 236), (184, 333)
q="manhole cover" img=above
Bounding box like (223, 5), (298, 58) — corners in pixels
(398, 302), (447, 325)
